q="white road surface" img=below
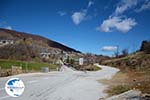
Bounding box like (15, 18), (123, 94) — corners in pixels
(0, 64), (119, 100)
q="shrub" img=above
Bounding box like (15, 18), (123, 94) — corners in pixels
(140, 40), (150, 54)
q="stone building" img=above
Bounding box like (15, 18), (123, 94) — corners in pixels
(0, 39), (14, 46)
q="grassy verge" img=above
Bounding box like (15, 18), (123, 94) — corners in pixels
(0, 59), (58, 71)
(92, 65), (102, 71)
(107, 85), (130, 96)
(81, 64), (102, 71)
(100, 71), (150, 97)
(100, 72), (130, 96)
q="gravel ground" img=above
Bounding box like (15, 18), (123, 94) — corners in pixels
(0, 64), (119, 100)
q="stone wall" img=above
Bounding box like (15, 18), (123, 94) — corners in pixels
(0, 66), (22, 77)
(11, 66), (22, 75)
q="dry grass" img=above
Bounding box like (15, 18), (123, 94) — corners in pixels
(100, 71), (150, 97)
(100, 72), (128, 87)
(106, 85), (130, 96)
(100, 72), (130, 96)
(127, 71), (150, 94)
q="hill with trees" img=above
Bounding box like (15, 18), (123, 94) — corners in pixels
(0, 28), (81, 62)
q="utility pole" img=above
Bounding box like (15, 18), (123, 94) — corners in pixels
(115, 45), (119, 57)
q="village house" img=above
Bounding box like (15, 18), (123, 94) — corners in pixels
(0, 39), (14, 46)
(40, 52), (51, 59)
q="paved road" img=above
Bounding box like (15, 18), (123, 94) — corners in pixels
(0, 64), (119, 100)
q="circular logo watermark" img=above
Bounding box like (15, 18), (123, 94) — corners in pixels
(5, 78), (25, 97)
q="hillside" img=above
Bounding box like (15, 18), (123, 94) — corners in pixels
(101, 52), (150, 72)
(0, 28), (80, 53)
(0, 28), (81, 62)
(101, 40), (150, 72)
(101, 49), (150, 95)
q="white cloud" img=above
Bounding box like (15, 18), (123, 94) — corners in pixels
(5, 26), (12, 30)
(97, 16), (136, 33)
(88, 1), (94, 8)
(136, 0), (150, 12)
(58, 11), (67, 16)
(115, 0), (137, 15)
(97, 0), (138, 33)
(71, 1), (94, 25)
(71, 11), (86, 25)
(101, 46), (117, 51)
(115, 18), (137, 32)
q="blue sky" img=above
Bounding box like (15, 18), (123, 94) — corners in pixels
(0, 0), (150, 56)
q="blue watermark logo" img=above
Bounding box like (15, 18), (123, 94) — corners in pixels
(5, 78), (25, 97)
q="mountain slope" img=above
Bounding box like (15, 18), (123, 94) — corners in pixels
(0, 28), (80, 53)
(0, 28), (81, 61)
